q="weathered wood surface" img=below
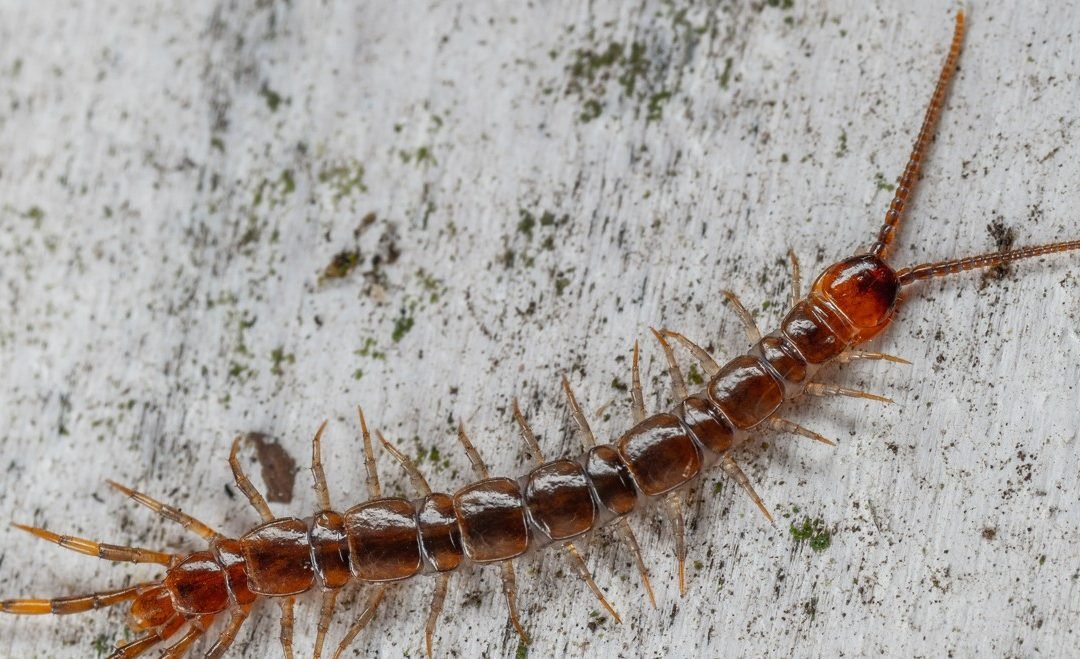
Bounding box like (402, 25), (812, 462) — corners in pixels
(1, 1), (1077, 657)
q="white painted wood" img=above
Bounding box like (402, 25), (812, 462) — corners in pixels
(1, 1), (1077, 657)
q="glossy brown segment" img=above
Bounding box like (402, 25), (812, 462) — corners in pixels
(812, 255), (899, 342)
(309, 511), (351, 589)
(345, 498), (423, 582)
(453, 477), (529, 562)
(617, 413), (701, 496)
(676, 395), (737, 453)
(755, 335), (808, 384)
(418, 493), (463, 572)
(163, 551), (230, 615)
(525, 460), (596, 541)
(780, 300), (847, 364)
(583, 445), (638, 515)
(239, 517), (314, 596)
(210, 538), (257, 605)
(707, 355), (785, 429)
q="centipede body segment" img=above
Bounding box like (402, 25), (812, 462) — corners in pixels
(3, 8), (1079, 658)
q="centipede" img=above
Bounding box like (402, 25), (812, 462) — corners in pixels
(1, 7), (1078, 658)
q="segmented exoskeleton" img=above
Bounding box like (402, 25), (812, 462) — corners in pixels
(3, 9), (1079, 658)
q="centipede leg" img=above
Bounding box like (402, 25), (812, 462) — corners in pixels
(279, 596), (296, 659)
(561, 376), (597, 447)
(356, 406), (383, 498)
(614, 519), (656, 608)
(332, 585), (388, 659)
(9, 523), (174, 565)
(657, 329), (720, 377)
(805, 382), (894, 404)
(378, 431), (433, 495)
(1, 583), (148, 615)
(106, 481), (222, 542)
(229, 435), (275, 524)
(664, 493), (688, 596)
(455, 423), (490, 479)
(651, 328), (688, 402)
(511, 402), (619, 623)
(499, 561), (530, 643)
(720, 289), (762, 344)
(511, 398), (545, 464)
(107, 614), (185, 659)
(161, 614), (214, 658)
(630, 341), (646, 423)
(205, 605), (253, 659)
(425, 573), (451, 659)
(835, 349), (911, 365)
(310, 419), (333, 511)
(312, 590), (338, 659)
(721, 455), (774, 523)
(787, 249), (802, 310)
(767, 416), (837, 447)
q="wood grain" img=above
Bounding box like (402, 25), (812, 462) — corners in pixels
(1, 1), (1077, 657)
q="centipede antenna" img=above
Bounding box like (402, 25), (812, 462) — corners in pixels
(424, 573), (451, 659)
(768, 416), (837, 447)
(630, 341), (646, 423)
(499, 561), (530, 644)
(561, 376), (598, 448)
(869, 8), (965, 259)
(455, 422), (490, 480)
(614, 519), (656, 608)
(10, 523), (174, 566)
(0, 583), (148, 616)
(663, 493), (689, 596)
(312, 590), (338, 659)
(835, 349), (912, 365)
(651, 327), (689, 403)
(721, 456), (774, 524)
(897, 239), (1080, 285)
(229, 435), (275, 524)
(564, 542), (621, 622)
(511, 398), (545, 464)
(720, 290), (762, 344)
(105, 480), (221, 542)
(311, 419), (333, 511)
(205, 604), (253, 659)
(787, 249), (802, 309)
(377, 430), (433, 495)
(806, 383), (894, 405)
(332, 585), (388, 659)
(658, 329), (720, 377)
(279, 596), (296, 659)
(356, 406), (382, 499)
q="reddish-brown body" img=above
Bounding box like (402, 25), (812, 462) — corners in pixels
(3, 8), (1079, 659)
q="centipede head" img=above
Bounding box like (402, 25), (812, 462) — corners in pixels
(128, 584), (176, 631)
(811, 254), (900, 343)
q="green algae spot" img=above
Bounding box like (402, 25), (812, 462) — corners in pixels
(790, 516), (832, 552)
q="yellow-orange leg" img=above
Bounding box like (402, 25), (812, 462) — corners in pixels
(107, 480), (222, 542)
(107, 614), (186, 659)
(205, 604), (253, 659)
(160, 614), (215, 658)
(332, 585), (389, 659)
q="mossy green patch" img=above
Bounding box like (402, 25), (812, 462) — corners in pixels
(790, 516), (832, 552)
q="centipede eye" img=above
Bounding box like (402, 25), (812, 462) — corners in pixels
(812, 254), (900, 340)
